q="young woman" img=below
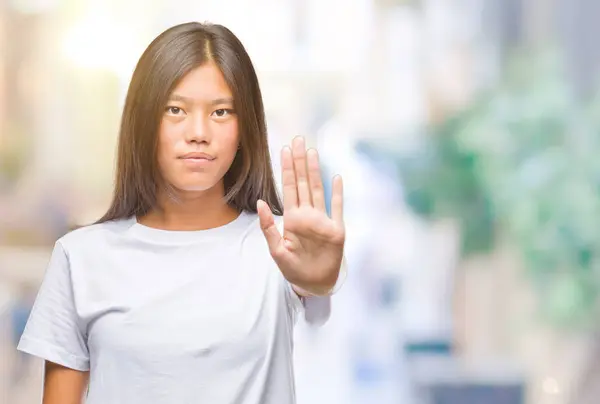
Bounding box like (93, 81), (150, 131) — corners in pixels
(17, 22), (346, 404)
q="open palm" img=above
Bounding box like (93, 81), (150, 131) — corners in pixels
(257, 136), (345, 295)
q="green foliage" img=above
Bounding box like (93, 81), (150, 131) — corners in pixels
(400, 113), (496, 256)
(397, 51), (600, 329)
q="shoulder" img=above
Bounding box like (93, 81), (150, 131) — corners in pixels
(57, 218), (134, 254)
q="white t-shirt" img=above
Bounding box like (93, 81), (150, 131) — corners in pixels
(18, 211), (341, 404)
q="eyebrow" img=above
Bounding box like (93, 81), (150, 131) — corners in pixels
(168, 94), (234, 106)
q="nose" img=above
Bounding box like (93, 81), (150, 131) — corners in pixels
(186, 113), (210, 144)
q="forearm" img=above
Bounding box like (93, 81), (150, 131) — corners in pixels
(43, 361), (89, 404)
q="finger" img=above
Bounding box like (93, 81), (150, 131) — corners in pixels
(307, 148), (326, 212)
(281, 146), (298, 212)
(292, 136), (311, 206)
(257, 200), (283, 255)
(331, 175), (344, 225)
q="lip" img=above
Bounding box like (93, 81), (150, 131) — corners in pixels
(179, 152), (215, 160)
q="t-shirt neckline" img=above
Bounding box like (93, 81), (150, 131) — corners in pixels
(126, 210), (251, 244)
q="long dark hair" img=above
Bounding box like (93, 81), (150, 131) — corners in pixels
(97, 22), (282, 223)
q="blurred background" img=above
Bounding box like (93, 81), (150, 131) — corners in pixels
(1, 0), (600, 403)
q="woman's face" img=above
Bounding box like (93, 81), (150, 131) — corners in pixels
(157, 62), (239, 195)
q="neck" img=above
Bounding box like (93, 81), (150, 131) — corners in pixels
(138, 184), (240, 231)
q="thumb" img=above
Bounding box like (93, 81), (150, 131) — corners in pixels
(257, 200), (282, 256)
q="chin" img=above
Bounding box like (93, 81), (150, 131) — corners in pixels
(175, 184), (218, 193)
(170, 180), (222, 194)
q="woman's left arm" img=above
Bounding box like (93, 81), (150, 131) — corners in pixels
(257, 136), (346, 297)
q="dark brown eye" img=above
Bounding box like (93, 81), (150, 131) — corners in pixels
(166, 106), (182, 114)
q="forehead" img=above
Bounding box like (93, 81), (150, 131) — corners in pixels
(171, 62), (232, 100)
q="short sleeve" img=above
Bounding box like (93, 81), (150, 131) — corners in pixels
(17, 241), (90, 371)
(286, 287), (331, 327)
(285, 258), (347, 326)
